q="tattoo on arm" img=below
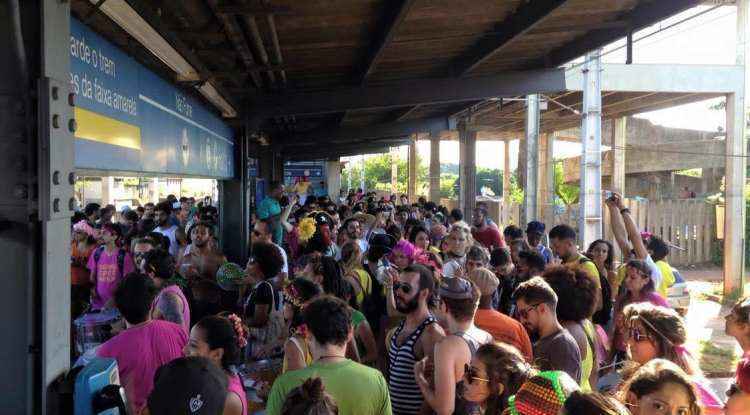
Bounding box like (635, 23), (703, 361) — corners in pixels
(157, 293), (184, 326)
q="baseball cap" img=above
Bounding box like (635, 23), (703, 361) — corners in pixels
(526, 221), (545, 234)
(467, 268), (499, 296)
(438, 277), (476, 300)
(147, 356), (228, 415)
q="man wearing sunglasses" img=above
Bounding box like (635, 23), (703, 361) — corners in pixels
(251, 218), (289, 281)
(386, 264), (445, 415)
(513, 276), (582, 383)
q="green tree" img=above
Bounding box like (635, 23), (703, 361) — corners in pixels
(554, 160), (580, 205)
(341, 153), (428, 195)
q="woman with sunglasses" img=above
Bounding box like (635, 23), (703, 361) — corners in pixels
(611, 259), (668, 364)
(460, 342), (535, 414)
(618, 359), (702, 415)
(623, 303), (722, 414)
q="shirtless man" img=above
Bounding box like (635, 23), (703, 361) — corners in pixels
(177, 221), (226, 283)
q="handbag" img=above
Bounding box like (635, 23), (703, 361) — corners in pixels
(248, 280), (286, 359)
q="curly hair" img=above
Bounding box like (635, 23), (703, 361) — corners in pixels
(475, 342), (535, 414)
(543, 266), (597, 321)
(285, 278), (323, 334)
(251, 242), (285, 279)
(619, 359), (702, 415)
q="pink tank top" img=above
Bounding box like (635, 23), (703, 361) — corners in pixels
(227, 373), (248, 415)
(151, 285), (191, 334)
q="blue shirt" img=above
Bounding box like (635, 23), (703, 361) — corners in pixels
(536, 244), (553, 264)
(257, 197), (283, 245)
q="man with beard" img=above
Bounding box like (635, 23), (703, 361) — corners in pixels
(177, 222), (226, 282)
(154, 201), (179, 257)
(342, 217), (368, 254)
(252, 218), (288, 280)
(386, 264), (445, 415)
(471, 206), (505, 250)
(513, 276), (581, 382)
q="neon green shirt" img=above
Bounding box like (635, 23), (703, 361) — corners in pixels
(266, 359), (391, 415)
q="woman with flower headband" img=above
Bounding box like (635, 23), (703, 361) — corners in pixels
(622, 303), (722, 414)
(282, 278), (323, 372)
(184, 314), (249, 415)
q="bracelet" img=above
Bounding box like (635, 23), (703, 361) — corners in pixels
(620, 208), (631, 215)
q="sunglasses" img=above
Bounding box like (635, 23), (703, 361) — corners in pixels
(463, 363), (490, 384)
(628, 328), (652, 343)
(516, 303), (542, 320)
(393, 282), (412, 294)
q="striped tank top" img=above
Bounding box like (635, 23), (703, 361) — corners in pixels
(388, 315), (436, 415)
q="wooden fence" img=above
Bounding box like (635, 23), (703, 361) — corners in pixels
(440, 198), (716, 266)
(551, 199), (715, 266)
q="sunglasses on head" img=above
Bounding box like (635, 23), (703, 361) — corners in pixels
(463, 363), (490, 384)
(393, 282), (412, 294)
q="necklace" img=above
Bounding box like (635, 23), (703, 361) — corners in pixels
(316, 354), (346, 362)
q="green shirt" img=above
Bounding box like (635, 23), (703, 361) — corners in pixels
(351, 309), (366, 328)
(266, 359), (392, 415)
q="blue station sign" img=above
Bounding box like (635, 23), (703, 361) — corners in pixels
(69, 18), (234, 178)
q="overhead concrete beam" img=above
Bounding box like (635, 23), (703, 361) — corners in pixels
(250, 69), (567, 117)
(565, 64), (744, 94)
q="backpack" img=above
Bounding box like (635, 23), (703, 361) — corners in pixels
(93, 246), (127, 279)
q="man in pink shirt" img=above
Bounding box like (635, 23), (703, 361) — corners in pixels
(97, 274), (187, 414)
(88, 223), (135, 310)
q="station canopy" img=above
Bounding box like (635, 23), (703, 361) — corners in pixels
(73, 0), (709, 159)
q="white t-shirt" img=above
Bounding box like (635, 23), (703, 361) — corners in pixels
(155, 225), (179, 257)
(272, 242), (289, 275)
(442, 256), (466, 278)
(644, 254), (663, 290)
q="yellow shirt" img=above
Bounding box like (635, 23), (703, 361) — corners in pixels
(655, 260), (675, 297)
(564, 253), (601, 292)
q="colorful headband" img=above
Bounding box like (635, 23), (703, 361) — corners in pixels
(283, 284), (306, 309)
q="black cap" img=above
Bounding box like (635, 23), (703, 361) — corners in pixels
(147, 356), (228, 415)
(526, 221), (546, 234)
(369, 233), (396, 253)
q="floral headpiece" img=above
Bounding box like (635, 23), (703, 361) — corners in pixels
(298, 217), (316, 242)
(226, 314), (248, 348)
(283, 283), (306, 309)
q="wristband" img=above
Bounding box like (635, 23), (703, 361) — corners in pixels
(620, 208), (630, 215)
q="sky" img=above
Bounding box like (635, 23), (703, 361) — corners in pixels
(346, 5), (740, 170)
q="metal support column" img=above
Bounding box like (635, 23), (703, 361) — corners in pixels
(408, 136), (417, 202)
(579, 50), (603, 248)
(459, 123), (477, 223)
(724, 0), (749, 297)
(429, 133), (441, 203)
(612, 117), (627, 196)
(502, 139), (511, 224)
(540, 134), (555, 227)
(390, 147), (398, 195)
(1, 0), (75, 412)
(521, 94), (540, 226)
(220, 130), (249, 263)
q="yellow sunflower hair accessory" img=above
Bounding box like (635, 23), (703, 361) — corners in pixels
(298, 217), (316, 242)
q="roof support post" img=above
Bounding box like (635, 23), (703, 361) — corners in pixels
(459, 124), (477, 224)
(539, 133), (555, 228)
(503, 140), (511, 224)
(429, 133), (441, 203)
(612, 117), (627, 196)
(579, 50), (603, 248)
(522, 94), (540, 226)
(724, 0), (749, 298)
(326, 160), (342, 202)
(408, 136), (418, 202)
(391, 147), (399, 195)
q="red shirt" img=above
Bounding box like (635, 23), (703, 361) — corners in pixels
(474, 308), (533, 362)
(472, 226), (506, 250)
